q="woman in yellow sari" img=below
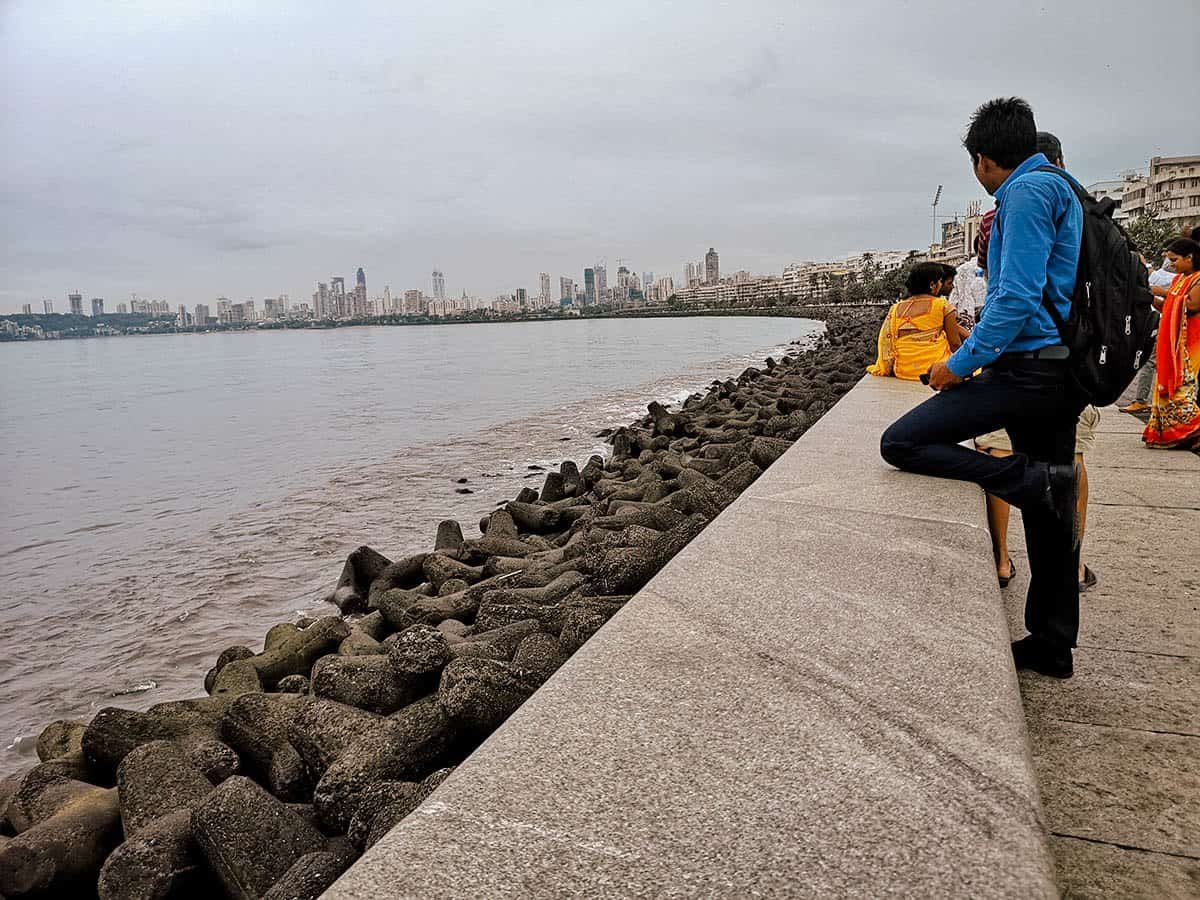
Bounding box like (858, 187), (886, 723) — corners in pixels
(867, 262), (962, 381)
(1144, 237), (1200, 449)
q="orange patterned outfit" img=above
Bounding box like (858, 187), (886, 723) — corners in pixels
(1144, 271), (1200, 449)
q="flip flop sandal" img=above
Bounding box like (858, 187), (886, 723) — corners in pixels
(1079, 566), (1098, 592)
(998, 557), (1017, 588)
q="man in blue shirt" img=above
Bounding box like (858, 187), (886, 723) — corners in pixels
(881, 97), (1086, 679)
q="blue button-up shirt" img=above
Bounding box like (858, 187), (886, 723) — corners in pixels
(946, 152), (1082, 377)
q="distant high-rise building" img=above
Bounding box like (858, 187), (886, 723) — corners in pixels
(350, 268), (367, 317)
(432, 270), (445, 300)
(538, 273), (551, 307)
(403, 289), (424, 315)
(705, 247), (720, 284)
(515, 287), (528, 308)
(116, 302), (128, 314)
(244, 300), (256, 322)
(584, 268), (596, 306)
(43, 300), (53, 314)
(194, 303), (210, 325)
(21, 303), (32, 315)
(595, 264), (607, 294)
(330, 277), (346, 318)
(560, 276), (575, 302)
(91, 298), (104, 317)
(700, 248), (720, 283)
(68, 292), (83, 316)
(643, 272), (653, 292)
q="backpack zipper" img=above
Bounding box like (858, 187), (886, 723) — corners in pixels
(1124, 315), (1131, 335)
(1099, 346), (1108, 364)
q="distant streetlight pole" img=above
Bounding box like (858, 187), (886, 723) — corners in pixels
(931, 185), (943, 246)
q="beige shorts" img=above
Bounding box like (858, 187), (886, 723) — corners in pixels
(975, 405), (1100, 455)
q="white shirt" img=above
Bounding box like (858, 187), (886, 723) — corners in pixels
(1149, 267), (1175, 288)
(949, 259), (987, 327)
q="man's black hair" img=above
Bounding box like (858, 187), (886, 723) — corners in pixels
(1166, 237), (1200, 269)
(904, 261), (948, 296)
(1189, 226), (1200, 243)
(1036, 131), (1063, 165)
(963, 97), (1037, 170)
(939, 263), (957, 280)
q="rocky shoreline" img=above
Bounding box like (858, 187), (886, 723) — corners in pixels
(0, 308), (878, 900)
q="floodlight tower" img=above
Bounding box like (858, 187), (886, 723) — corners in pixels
(931, 185), (943, 245)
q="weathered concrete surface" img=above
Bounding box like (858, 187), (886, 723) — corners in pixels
(1004, 407), (1200, 897)
(327, 377), (1054, 899)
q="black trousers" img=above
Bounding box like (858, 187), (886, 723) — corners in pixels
(880, 358), (1085, 649)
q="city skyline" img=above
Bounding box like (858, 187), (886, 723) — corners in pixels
(1, 1), (1189, 314)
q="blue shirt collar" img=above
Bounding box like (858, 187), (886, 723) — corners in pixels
(994, 152), (1051, 205)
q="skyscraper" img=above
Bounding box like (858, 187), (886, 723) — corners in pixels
(595, 264), (607, 294)
(68, 292), (83, 316)
(21, 303), (32, 315)
(539, 272), (551, 307)
(195, 303), (210, 325)
(330, 277), (346, 318)
(705, 247), (720, 284)
(560, 276), (574, 303)
(432, 270), (445, 300)
(43, 300), (53, 314)
(584, 268), (596, 306)
(91, 298), (104, 316)
(353, 268), (367, 317)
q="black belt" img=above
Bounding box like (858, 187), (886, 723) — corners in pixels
(1001, 346), (1070, 360)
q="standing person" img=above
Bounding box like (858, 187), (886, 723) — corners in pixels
(1123, 253), (1177, 412)
(948, 256), (987, 335)
(866, 262), (963, 381)
(1143, 237), (1200, 448)
(974, 132), (1100, 592)
(880, 97), (1086, 679)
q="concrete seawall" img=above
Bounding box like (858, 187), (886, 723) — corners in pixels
(326, 375), (1056, 897)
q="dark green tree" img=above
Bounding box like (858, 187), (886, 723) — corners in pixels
(1126, 210), (1182, 260)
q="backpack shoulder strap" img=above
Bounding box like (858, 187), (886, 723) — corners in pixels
(1032, 164), (1082, 333)
(1034, 164), (1091, 205)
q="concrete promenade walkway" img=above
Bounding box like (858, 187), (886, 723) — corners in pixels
(328, 376), (1055, 898)
(1002, 408), (1200, 897)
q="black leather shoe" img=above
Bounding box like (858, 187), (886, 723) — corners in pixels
(1011, 635), (1073, 679)
(1046, 462), (1081, 549)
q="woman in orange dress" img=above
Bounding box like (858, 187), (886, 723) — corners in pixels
(1144, 238), (1200, 449)
(867, 262), (962, 381)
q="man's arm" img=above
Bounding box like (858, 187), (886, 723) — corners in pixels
(944, 180), (1058, 377)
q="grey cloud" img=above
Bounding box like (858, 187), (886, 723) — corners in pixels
(0, 0), (1193, 311)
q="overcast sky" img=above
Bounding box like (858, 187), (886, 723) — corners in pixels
(1, 0), (1195, 312)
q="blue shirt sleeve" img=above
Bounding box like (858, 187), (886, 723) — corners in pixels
(946, 180), (1058, 377)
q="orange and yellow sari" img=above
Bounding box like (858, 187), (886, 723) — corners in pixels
(867, 295), (953, 382)
(1144, 271), (1200, 449)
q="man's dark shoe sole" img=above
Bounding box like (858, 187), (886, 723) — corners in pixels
(1012, 635), (1073, 679)
(1047, 462), (1081, 549)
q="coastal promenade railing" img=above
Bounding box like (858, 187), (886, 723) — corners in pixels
(326, 375), (1056, 898)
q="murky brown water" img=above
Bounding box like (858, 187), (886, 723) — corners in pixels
(0, 316), (822, 773)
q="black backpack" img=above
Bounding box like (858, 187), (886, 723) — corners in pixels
(1036, 165), (1157, 407)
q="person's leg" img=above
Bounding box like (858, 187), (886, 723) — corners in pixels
(880, 371), (1053, 509)
(1077, 453), (1088, 581)
(1123, 357), (1156, 410)
(980, 448), (1013, 581)
(1007, 408), (1080, 653)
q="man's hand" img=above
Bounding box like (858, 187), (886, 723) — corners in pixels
(927, 360), (964, 391)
